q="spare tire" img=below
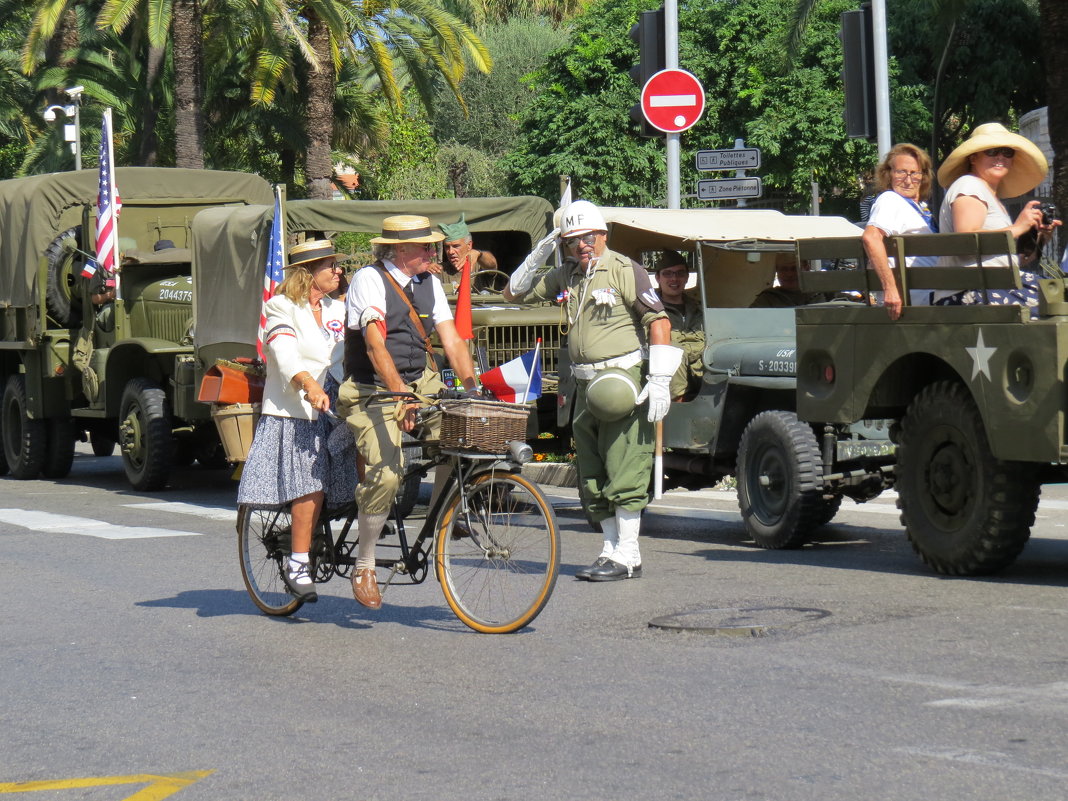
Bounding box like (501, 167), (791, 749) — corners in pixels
(45, 226), (85, 328)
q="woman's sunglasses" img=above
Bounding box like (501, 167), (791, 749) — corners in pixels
(983, 147), (1016, 159)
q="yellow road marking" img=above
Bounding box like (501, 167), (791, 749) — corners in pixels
(0, 771), (214, 799)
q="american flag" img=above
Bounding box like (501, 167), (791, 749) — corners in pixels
(94, 108), (121, 290)
(258, 191), (285, 360)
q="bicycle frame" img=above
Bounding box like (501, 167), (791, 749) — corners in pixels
(311, 449), (525, 592)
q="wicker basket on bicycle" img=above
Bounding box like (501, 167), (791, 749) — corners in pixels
(439, 399), (529, 454)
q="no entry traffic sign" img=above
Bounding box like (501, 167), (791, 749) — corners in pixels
(640, 69), (705, 134)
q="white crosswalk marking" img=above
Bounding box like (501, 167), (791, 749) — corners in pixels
(127, 502), (237, 521)
(1, 509), (202, 539)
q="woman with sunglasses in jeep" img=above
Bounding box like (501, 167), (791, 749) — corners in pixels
(934, 122), (1059, 314)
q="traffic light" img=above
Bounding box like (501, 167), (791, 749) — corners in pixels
(629, 7), (666, 139)
(840, 4), (876, 139)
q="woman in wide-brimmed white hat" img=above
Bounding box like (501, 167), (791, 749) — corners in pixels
(934, 122), (1059, 314)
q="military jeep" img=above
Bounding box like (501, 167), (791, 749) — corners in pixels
(794, 230), (1068, 575)
(0, 167), (274, 490)
(553, 206), (893, 548)
(192, 196), (558, 429)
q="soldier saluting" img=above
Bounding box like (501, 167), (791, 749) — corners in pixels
(504, 200), (682, 580)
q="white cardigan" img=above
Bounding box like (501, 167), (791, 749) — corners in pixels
(260, 294), (346, 420)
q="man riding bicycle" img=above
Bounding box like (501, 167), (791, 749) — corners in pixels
(338, 215), (479, 610)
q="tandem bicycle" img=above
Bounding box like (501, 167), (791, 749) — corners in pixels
(237, 393), (560, 633)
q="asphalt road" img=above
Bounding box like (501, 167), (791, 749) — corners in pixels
(2, 445), (1068, 800)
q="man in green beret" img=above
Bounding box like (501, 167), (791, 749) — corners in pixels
(439, 214), (502, 292)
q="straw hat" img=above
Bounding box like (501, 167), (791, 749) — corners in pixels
(288, 239), (337, 268)
(371, 215), (444, 245)
(937, 122), (1048, 198)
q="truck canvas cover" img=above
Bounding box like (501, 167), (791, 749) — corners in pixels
(0, 167), (273, 308)
(192, 196), (554, 354)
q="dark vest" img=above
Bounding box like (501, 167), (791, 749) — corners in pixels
(344, 263), (438, 386)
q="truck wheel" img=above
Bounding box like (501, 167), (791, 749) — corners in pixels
(897, 381), (1040, 576)
(2, 375), (47, 480)
(45, 226), (84, 328)
(737, 410), (824, 549)
(812, 494), (843, 528)
(91, 432), (116, 457)
(118, 378), (174, 491)
(42, 417), (76, 479)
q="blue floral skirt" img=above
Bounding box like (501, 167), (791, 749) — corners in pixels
(237, 377), (357, 508)
(933, 270), (1042, 319)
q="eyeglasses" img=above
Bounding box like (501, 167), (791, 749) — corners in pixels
(562, 232), (598, 248)
(658, 269), (689, 279)
(313, 262), (343, 272)
(892, 169), (924, 181)
(983, 147), (1016, 159)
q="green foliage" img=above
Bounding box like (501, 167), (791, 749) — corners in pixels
(889, 0), (1044, 159)
(507, 0), (896, 210)
(437, 141), (509, 196)
(359, 99), (450, 200)
(432, 16), (569, 156)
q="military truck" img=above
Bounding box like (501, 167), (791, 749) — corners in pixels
(550, 206), (894, 547)
(191, 196), (557, 426)
(793, 230), (1068, 575)
(0, 168), (274, 489)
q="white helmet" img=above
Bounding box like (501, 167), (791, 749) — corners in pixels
(560, 200), (607, 238)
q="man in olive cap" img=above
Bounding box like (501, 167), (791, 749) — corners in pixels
(440, 213), (501, 292)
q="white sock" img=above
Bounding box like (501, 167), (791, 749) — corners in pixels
(356, 512), (388, 572)
(287, 552), (311, 584)
(598, 516), (618, 559)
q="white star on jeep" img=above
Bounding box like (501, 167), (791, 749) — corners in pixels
(966, 329), (996, 381)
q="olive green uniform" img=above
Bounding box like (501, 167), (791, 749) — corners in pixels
(525, 249), (667, 522)
(659, 291), (704, 399)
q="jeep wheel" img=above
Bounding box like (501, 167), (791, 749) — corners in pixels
(737, 410), (825, 549)
(45, 226), (84, 328)
(1, 375), (47, 479)
(119, 378), (174, 491)
(897, 381), (1040, 576)
(90, 432), (116, 457)
(42, 417), (76, 479)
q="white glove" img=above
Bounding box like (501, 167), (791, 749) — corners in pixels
(636, 375), (672, 422)
(636, 344), (684, 423)
(509, 228), (560, 295)
(592, 288), (617, 307)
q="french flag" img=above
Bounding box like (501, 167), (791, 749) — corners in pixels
(480, 347), (542, 403)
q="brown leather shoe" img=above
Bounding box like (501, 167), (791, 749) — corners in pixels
(351, 567), (382, 610)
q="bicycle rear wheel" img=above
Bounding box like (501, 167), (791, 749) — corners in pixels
(237, 504), (304, 616)
(435, 471), (559, 633)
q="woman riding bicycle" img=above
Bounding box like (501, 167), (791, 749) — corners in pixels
(337, 215), (479, 610)
(237, 239), (356, 603)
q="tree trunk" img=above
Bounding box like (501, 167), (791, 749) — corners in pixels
(172, 0), (205, 169)
(138, 45), (165, 166)
(1039, 0), (1068, 258)
(304, 9), (336, 200)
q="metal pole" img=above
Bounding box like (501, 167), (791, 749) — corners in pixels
(871, 0), (891, 158)
(665, 0), (680, 208)
(72, 99), (81, 171)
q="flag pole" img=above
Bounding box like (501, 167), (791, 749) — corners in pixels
(103, 108), (121, 302)
(522, 338), (542, 403)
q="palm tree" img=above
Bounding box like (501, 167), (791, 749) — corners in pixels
(295, 0), (492, 199)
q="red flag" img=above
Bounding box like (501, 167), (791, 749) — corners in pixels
(454, 256), (473, 340)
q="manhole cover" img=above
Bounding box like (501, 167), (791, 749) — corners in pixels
(648, 605), (831, 636)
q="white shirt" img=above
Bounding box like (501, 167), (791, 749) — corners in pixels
(936, 174), (1013, 301)
(866, 189), (937, 305)
(345, 259), (453, 331)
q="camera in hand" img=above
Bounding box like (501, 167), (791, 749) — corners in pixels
(1038, 201), (1058, 227)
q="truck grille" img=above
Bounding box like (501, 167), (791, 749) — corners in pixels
(146, 303), (193, 345)
(476, 323), (561, 375)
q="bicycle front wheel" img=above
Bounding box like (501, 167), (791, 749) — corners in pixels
(435, 471), (559, 633)
(237, 504), (304, 617)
